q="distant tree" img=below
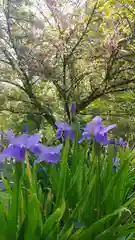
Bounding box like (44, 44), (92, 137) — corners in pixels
(0, 0), (135, 128)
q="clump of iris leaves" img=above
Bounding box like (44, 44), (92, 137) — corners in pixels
(0, 112), (135, 240)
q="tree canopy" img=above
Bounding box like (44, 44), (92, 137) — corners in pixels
(0, 0), (135, 139)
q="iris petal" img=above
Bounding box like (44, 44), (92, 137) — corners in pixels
(12, 134), (28, 146)
(56, 129), (63, 139)
(33, 144), (63, 164)
(55, 121), (74, 141)
(79, 116), (116, 145)
(0, 146), (25, 162)
(6, 130), (15, 144)
(78, 132), (90, 143)
(27, 133), (41, 148)
(100, 124), (116, 134)
(34, 153), (60, 164)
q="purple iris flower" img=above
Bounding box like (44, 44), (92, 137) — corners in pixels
(79, 116), (116, 145)
(5, 130), (40, 148)
(118, 138), (127, 148)
(30, 143), (63, 164)
(109, 138), (127, 148)
(55, 122), (74, 141)
(0, 129), (63, 164)
(0, 131), (41, 162)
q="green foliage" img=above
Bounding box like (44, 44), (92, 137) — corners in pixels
(81, 91), (135, 143)
(1, 137), (135, 239)
(0, 0), (135, 134)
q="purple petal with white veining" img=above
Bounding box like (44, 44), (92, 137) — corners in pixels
(12, 134), (28, 146)
(34, 152), (60, 164)
(30, 143), (63, 155)
(30, 143), (45, 155)
(55, 122), (70, 130)
(27, 133), (40, 148)
(100, 124), (116, 134)
(78, 132), (91, 144)
(0, 145), (25, 161)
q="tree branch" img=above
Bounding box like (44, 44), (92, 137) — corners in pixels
(0, 80), (25, 91)
(5, 95), (32, 105)
(66, 2), (97, 61)
(62, 55), (71, 121)
(76, 78), (135, 112)
(66, 71), (92, 93)
(0, 59), (10, 65)
(80, 112), (135, 117)
(3, 1), (57, 128)
(4, 0), (31, 83)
